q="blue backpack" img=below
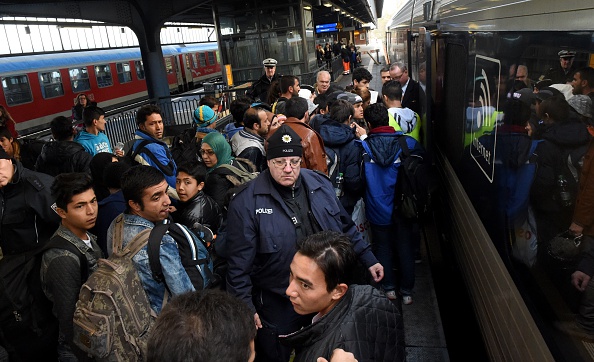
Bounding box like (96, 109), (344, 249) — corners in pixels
(359, 135), (403, 226)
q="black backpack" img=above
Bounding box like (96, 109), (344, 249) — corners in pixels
(395, 136), (431, 219)
(170, 128), (200, 166)
(124, 140), (176, 177)
(0, 238), (86, 361)
(147, 217), (216, 290)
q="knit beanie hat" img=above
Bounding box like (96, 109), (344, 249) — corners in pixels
(193, 105), (217, 127)
(266, 124), (302, 160)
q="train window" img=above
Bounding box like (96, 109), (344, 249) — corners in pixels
(164, 57), (174, 74)
(199, 53), (206, 67)
(191, 54), (198, 68)
(116, 62), (132, 84)
(39, 70), (64, 99)
(95, 64), (113, 88)
(208, 52), (216, 66)
(1, 75), (33, 106)
(69, 67), (91, 93)
(135, 61), (145, 80)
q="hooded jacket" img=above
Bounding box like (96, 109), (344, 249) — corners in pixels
(388, 107), (420, 141)
(132, 129), (178, 188)
(310, 114), (363, 213)
(35, 140), (92, 177)
(279, 285), (405, 362)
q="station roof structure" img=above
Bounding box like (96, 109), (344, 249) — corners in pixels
(0, 0), (381, 28)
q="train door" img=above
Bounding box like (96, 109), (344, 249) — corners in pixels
(179, 54), (194, 92)
(173, 55), (186, 93)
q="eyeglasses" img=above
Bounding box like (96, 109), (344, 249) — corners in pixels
(270, 158), (301, 169)
(200, 149), (215, 156)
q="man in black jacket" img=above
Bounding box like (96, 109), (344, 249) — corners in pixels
(389, 62), (422, 116)
(35, 115), (92, 177)
(41, 173), (103, 361)
(247, 58), (279, 102)
(281, 231), (405, 362)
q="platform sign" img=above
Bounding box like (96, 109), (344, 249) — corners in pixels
(468, 54), (501, 183)
(336, 22), (343, 29)
(315, 23), (338, 33)
(224, 64), (234, 87)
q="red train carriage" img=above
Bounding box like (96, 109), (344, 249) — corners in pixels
(0, 42), (221, 136)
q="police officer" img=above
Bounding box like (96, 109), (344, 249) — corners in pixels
(543, 50), (577, 84)
(247, 58), (279, 102)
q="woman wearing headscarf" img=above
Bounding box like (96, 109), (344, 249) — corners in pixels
(200, 132), (256, 210)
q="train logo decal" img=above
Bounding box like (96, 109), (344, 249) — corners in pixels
(468, 55), (501, 183)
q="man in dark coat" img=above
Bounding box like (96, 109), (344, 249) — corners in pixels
(246, 58), (279, 102)
(544, 50), (577, 85)
(35, 115), (92, 177)
(224, 125), (383, 362)
(389, 62), (423, 117)
(280, 231), (405, 362)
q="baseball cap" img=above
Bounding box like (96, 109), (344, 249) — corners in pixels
(263, 58), (277, 67)
(510, 88), (536, 107)
(336, 92), (363, 105)
(535, 87), (561, 102)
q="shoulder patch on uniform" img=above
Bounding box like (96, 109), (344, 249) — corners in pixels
(27, 175), (45, 191)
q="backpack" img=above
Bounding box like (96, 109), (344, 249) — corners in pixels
(124, 140), (176, 177)
(72, 214), (215, 361)
(0, 238), (85, 361)
(170, 127), (200, 166)
(72, 215), (155, 361)
(359, 137), (402, 226)
(218, 159), (259, 187)
(146, 217), (215, 290)
(325, 146), (341, 189)
(395, 136), (431, 219)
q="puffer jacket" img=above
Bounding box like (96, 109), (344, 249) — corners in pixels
(310, 114), (363, 213)
(279, 285), (405, 362)
(35, 140), (92, 177)
(173, 190), (223, 234)
(267, 117), (328, 175)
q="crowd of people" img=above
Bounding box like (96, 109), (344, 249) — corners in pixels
(0, 49), (426, 362)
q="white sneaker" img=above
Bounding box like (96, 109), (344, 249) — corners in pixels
(402, 295), (413, 305)
(385, 290), (397, 300)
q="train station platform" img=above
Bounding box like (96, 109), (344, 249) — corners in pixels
(334, 46), (450, 361)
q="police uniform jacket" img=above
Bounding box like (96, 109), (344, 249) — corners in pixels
(279, 285), (405, 362)
(0, 161), (60, 255)
(225, 169), (379, 311)
(248, 73), (279, 102)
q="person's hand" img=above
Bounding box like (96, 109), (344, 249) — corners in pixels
(572, 270), (591, 292)
(168, 205), (177, 213)
(114, 149), (125, 157)
(368, 263), (384, 283)
(350, 122), (366, 139)
(569, 222), (584, 237)
(317, 348), (358, 362)
(254, 313), (262, 329)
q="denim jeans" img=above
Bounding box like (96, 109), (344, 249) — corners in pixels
(371, 215), (415, 296)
